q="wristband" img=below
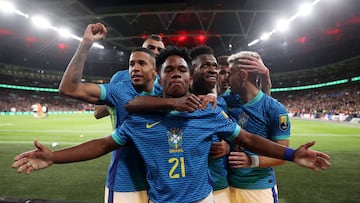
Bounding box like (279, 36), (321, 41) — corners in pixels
(283, 148), (295, 161)
(250, 155), (260, 168)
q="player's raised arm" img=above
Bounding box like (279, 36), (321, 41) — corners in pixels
(59, 23), (107, 104)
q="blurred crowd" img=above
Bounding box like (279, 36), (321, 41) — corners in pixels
(1, 82), (359, 121)
(273, 83), (360, 120)
(0, 88), (93, 112)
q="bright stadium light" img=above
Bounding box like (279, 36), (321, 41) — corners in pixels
(0, 1), (15, 13)
(276, 19), (290, 32)
(31, 16), (52, 29)
(93, 42), (104, 49)
(246, 0), (325, 46)
(298, 3), (313, 16)
(260, 32), (272, 41)
(58, 28), (72, 38)
(0, 2), (29, 18)
(248, 39), (260, 47)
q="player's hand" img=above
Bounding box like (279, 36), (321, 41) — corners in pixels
(233, 54), (268, 76)
(173, 94), (201, 112)
(198, 94), (217, 110)
(12, 140), (54, 174)
(228, 151), (251, 168)
(210, 140), (230, 159)
(293, 141), (331, 172)
(82, 23), (108, 44)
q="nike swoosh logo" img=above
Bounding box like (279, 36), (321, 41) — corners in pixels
(146, 121), (161, 129)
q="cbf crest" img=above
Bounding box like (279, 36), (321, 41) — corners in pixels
(237, 112), (249, 128)
(168, 128), (184, 153)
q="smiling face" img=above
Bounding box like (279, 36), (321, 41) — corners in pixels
(128, 51), (157, 92)
(191, 54), (218, 94)
(158, 55), (191, 98)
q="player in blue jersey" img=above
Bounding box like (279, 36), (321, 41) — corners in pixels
(94, 34), (165, 119)
(12, 46), (330, 203)
(92, 34), (165, 203)
(189, 46), (231, 202)
(126, 46), (231, 202)
(40, 23), (183, 203)
(223, 51), (289, 203)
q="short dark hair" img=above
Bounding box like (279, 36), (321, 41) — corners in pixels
(217, 55), (229, 66)
(131, 47), (157, 59)
(146, 34), (163, 42)
(189, 46), (214, 60)
(156, 46), (191, 73)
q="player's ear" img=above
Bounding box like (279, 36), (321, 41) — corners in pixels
(240, 69), (248, 80)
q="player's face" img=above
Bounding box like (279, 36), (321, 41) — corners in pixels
(218, 64), (230, 90)
(192, 54), (218, 88)
(128, 51), (156, 91)
(159, 55), (191, 98)
(142, 39), (165, 55)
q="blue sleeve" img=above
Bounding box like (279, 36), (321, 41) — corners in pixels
(99, 81), (138, 107)
(269, 102), (291, 141)
(110, 70), (129, 83)
(211, 107), (241, 142)
(111, 122), (131, 146)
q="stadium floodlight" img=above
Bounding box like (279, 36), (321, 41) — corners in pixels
(31, 16), (53, 29)
(260, 32), (272, 41)
(0, 1), (14, 13)
(58, 28), (72, 38)
(276, 19), (290, 32)
(67, 34), (104, 49)
(0, 1), (29, 18)
(248, 39), (260, 47)
(298, 3), (313, 16)
(93, 42), (104, 49)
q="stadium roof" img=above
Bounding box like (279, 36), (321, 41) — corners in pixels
(1, 0), (360, 76)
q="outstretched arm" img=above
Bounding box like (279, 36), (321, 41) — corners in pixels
(233, 130), (330, 171)
(228, 139), (288, 168)
(12, 136), (118, 175)
(59, 23), (107, 104)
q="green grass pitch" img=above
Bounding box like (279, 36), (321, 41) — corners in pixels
(0, 114), (359, 203)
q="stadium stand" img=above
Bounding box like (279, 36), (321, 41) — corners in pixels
(1, 55), (359, 122)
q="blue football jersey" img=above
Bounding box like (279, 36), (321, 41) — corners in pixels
(208, 97), (230, 191)
(110, 69), (130, 84)
(112, 104), (241, 203)
(99, 79), (161, 192)
(224, 91), (291, 189)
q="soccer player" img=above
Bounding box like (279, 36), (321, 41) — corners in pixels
(53, 23), (192, 203)
(92, 34), (165, 203)
(224, 51), (289, 203)
(216, 55), (231, 97)
(13, 46), (330, 203)
(126, 46), (231, 202)
(94, 34), (165, 119)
